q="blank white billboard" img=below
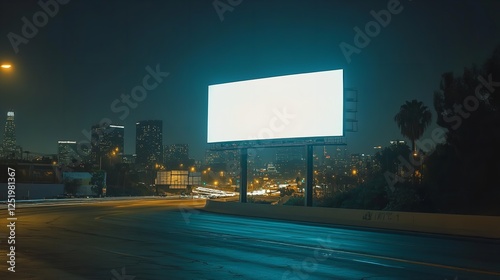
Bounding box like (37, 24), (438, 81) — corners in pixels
(207, 69), (343, 143)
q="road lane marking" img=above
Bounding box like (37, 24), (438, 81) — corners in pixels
(96, 248), (153, 260)
(257, 239), (500, 276)
(348, 258), (404, 269)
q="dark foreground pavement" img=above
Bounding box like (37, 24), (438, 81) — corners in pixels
(0, 198), (499, 279)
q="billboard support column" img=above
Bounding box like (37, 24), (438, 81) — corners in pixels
(305, 145), (313, 207)
(240, 148), (248, 203)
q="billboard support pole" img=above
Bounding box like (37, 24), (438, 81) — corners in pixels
(240, 148), (248, 203)
(305, 144), (313, 207)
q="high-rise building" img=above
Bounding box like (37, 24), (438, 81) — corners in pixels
(122, 154), (136, 164)
(107, 125), (125, 155)
(331, 147), (348, 175)
(90, 124), (124, 167)
(350, 153), (362, 170)
(204, 149), (223, 166)
(164, 144), (189, 169)
(203, 149), (240, 174)
(275, 147), (304, 178)
(136, 120), (163, 168)
(347, 153), (374, 179)
(275, 147), (304, 163)
(57, 141), (82, 166)
(2, 112), (16, 156)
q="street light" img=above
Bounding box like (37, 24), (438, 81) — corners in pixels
(1, 63), (13, 76)
(1, 63), (13, 77)
(99, 148), (119, 170)
(1, 62), (15, 87)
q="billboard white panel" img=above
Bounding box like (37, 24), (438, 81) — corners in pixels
(207, 69), (343, 143)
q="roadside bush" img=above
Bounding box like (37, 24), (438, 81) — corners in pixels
(327, 174), (388, 210)
(283, 196), (304, 206)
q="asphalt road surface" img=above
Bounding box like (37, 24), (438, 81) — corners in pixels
(0, 198), (499, 279)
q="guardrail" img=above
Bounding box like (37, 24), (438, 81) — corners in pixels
(204, 200), (500, 239)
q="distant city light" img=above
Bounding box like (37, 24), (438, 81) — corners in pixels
(58, 141), (77, 144)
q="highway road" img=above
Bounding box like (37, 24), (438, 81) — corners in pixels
(0, 198), (499, 279)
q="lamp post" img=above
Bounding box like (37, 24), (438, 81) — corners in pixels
(153, 163), (161, 196)
(1, 63), (13, 78)
(100, 147), (119, 170)
(1, 62), (15, 100)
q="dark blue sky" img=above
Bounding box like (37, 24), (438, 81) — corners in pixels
(1, 0), (499, 160)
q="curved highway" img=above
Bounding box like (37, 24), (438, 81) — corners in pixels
(0, 198), (499, 279)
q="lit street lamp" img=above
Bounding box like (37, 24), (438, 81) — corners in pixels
(1, 63), (13, 74)
(99, 147), (119, 170)
(1, 63), (14, 81)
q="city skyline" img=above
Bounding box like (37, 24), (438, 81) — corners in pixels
(0, 2), (499, 279)
(2, 1), (499, 160)
(2, 111), (15, 155)
(136, 119), (163, 168)
(0, 109), (408, 164)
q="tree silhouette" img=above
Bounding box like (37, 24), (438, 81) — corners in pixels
(91, 171), (106, 196)
(64, 178), (82, 195)
(394, 100), (432, 153)
(429, 45), (500, 214)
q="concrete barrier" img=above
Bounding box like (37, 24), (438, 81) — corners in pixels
(204, 200), (500, 239)
(0, 183), (64, 200)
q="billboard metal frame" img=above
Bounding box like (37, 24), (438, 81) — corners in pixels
(208, 136), (346, 150)
(208, 84), (357, 207)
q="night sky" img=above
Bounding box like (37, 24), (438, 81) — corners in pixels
(0, 0), (499, 160)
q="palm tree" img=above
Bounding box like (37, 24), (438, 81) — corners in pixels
(394, 100), (432, 153)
